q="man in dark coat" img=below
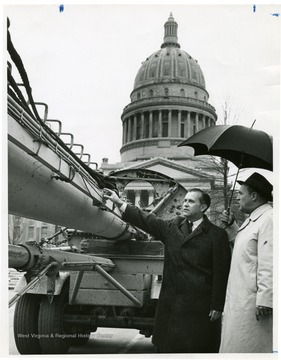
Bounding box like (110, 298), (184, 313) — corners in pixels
(103, 188), (231, 353)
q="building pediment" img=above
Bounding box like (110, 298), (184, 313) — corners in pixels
(121, 157), (215, 182)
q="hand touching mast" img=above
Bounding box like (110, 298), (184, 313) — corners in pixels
(103, 188), (124, 208)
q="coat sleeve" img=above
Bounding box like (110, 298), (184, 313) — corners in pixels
(210, 228), (231, 311)
(256, 212), (273, 308)
(122, 204), (171, 243)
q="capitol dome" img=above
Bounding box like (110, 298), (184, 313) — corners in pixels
(134, 14), (205, 91)
(134, 46), (206, 91)
(120, 13), (217, 162)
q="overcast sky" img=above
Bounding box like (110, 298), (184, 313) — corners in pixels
(4, 2), (280, 170)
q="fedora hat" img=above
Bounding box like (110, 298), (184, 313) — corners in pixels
(237, 172), (273, 201)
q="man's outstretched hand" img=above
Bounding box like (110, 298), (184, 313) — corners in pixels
(103, 188), (124, 208)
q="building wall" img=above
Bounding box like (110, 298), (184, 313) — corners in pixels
(120, 139), (194, 161)
(8, 215), (65, 245)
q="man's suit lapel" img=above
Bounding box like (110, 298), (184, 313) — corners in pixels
(183, 225), (203, 243)
(180, 215), (211, 245)
(179, 218), (204, 245)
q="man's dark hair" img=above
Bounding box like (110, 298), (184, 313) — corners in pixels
(188, 188), (211, 211)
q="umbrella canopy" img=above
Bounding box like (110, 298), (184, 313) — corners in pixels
(178, 125), (273, 171)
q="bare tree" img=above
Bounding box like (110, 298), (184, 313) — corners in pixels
(210, 95), (243, 210)
(8, 215), (28, 245)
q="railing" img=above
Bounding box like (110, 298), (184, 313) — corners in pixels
(7, 61), (99, 178)
(8, 95), (99, 188)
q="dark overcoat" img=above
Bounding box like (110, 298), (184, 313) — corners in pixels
(123, 205), (231, 353)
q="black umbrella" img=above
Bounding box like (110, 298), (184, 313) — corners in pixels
(178, 123), (273, 208)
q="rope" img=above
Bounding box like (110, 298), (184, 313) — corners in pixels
(7, 21), (41, 122)
(7, 70), (34, 119)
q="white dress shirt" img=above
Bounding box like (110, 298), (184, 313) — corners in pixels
(191, 217), (203, 231)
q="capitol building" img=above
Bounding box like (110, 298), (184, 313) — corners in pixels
(100, 14), (225, 214)
(120, 13), (217, 162)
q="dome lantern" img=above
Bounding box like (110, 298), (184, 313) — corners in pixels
(161, 12), (180, 49)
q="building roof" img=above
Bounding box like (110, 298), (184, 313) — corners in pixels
(133, 13), (206, 91)
(119, 156), (215, 180)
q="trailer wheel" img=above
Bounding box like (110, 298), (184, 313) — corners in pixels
(13, 293), (42, 354)
(38, 284), (72, 354)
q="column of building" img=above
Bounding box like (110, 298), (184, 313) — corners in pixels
(122, 110), (215, 144)
(123, 189), (155, 207)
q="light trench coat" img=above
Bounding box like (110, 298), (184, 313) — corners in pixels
(220, 203), (273, 353)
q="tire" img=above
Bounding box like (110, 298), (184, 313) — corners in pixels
(13, 293), (42, 354)
(38, 284), (72, 354)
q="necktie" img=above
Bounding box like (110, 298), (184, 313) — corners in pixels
(188, 221), (193, 233)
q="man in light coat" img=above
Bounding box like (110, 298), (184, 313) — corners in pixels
(104, 187), (231, 353)
(219, 172), (273, 353)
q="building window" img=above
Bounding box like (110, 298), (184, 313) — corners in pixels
(125, 118), (129, 142)
(144, 114), (149, 138)
(164, 88), (169, 97)
(194, 91), (198, 99)
(162, 111), (168, 137)
(41, 226), (48, 239)
(126, 118), (131, 142)
(163, 122), (168, 137)
(130, 118), (134, 141)
(181, 123), (185, 138)
(180, 88), (185, 97)
(28, 226), (34, 239)
(199, 115), (203, 131)
(36, 227), (40, 242)
(149, 89), (153, 97)
(140, 190), (149, 207)
(152, 112), (158, 138)
(137, 93), (141, 100)
(136, 117), (141, 139)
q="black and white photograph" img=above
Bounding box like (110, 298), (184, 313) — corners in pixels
(1, 1), (280, 358)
